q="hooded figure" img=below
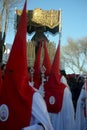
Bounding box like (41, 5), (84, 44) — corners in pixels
(33, 43), (42, 89)
(75, 79), (87, 130)
(43, 41), (75, 130)
(0, 1), (53, 130)
(42, 40), (51, 80)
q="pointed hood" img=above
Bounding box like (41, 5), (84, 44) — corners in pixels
(51, 40), (60, 79)
(0, 1), (35, 129)
(43, 40), (51, 78)
(33, 43), (42, 89)
(44, 40), (66, 113)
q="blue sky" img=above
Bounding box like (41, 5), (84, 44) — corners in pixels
(6, 0), (87, 46)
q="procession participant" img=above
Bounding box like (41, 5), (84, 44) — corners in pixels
(0, 1), (53, 130)
(75, 76), (87, 130)
(42, 40), (51, 81)
(33, 42), (42, 89)
(37, 40), (52, 97)
(43, 41), (75, 130)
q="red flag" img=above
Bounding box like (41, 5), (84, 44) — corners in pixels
(33, 43), (42, 89)
(43, 40), (51, 78)
(44, 40), (66, 113)
(0, 0), (35, 129)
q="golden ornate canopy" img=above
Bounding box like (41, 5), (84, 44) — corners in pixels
(16, 8), (62, 34)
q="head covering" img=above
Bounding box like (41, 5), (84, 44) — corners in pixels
(52, 40), (60, 76)
(42, 40), (51, 78)
(0, 0), (35, 129)
(33, 43), (42, 89)
(44, 40), (66, 113)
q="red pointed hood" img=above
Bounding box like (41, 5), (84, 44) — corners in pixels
(43, 40), (51, 78)
(33, 43), (42, 89)
(51, 40), (60, 79)
(44, 40), (66, 113)
(0, 1), (34, 129)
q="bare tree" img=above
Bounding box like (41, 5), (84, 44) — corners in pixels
(61, 37), (87, 74)
(0, 0), (24, 64)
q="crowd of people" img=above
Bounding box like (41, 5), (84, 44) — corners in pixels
(0, 61), (87, 130)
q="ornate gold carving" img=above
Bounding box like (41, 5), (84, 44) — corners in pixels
(31, 8), (60, 28)
(16, 8), (61, 29)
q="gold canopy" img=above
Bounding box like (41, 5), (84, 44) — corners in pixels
(16, 8), (62, 33)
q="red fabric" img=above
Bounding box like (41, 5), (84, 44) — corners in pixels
(33, 43), (42, 89)
(0, 1), (35, 129)
(44, 41), (66, 113)
(44, 73), (66, 113)
(0, 67), (2, 95)
(52, 40), (60, 77)
(85, 81), (87, 92)
(43, 40), (51, 78)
